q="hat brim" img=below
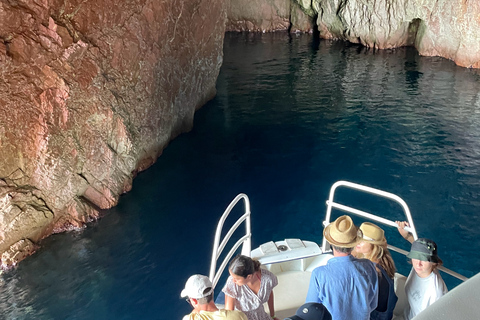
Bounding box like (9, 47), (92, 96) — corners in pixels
(284, 316), (304, 320)
(323, 224), (361, 248)
(362, 237), (387, 246)
(407, 251), (439, 263)
(180, 288), (188, 298)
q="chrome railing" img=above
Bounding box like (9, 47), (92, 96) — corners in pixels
(209, 193), (251, 289)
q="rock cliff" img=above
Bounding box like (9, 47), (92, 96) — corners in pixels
(227, 0), (480, 68)
(0, 0), (227, 268)
(1, 0), (479, 269)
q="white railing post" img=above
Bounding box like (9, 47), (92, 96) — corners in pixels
(209, 193), (251, 289)
(322, 181), (418, 251)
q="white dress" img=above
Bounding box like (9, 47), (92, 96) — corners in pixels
(404, 268), (448, 320)
(222, 269), (278, 320)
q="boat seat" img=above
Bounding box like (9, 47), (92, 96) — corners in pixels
(264, 269), (312, 318)
(392, 273), (407, 320)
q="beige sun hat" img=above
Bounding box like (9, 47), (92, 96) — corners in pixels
(359, 222), (387, 246)
(323, 215), (362, 248)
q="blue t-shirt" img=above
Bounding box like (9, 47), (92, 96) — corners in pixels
(306, 255), (379, 320)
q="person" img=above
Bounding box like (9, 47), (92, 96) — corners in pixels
(353, 222), (398, 320)
(306, 215), (379, 320)
(223, 255), (279, 320)
(284, 302), (332, 320)
(396, 221), (448, 320)
(181, 274), (247, 320)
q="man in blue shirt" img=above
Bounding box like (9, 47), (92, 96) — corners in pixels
(306, 215), (379, 320)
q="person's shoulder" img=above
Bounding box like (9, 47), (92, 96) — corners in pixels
(353, 256), (376, 268)
(221, 309), (248, 320)
(182, 313), (193, 320)
(228, 309), (248, 320)
(261, 268), (279, 286)
(223, 275), (235, 289)
(261, 268), (276, 278)
(432, 269), (448, 291)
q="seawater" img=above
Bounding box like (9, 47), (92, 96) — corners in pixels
(1, 32), (480, 320)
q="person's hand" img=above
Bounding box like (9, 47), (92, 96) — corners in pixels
(395, 220), (413, 242)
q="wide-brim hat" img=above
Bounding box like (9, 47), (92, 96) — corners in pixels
(359, 222), (387, 246)
(284, 302), (332, 320)
(407, 238), (440, 263)
(180, 274), (213, 299)
(323, 215), (362, 248)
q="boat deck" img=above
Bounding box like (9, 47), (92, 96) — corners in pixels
(267, 270), (312, 318)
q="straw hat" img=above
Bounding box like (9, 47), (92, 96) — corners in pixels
(323, 215), (362, 248)
(359, 222), (387, 246)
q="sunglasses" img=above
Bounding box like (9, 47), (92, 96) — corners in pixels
(185, 298), (195, 307)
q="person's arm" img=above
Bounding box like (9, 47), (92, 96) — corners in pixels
(395, 221), (414, 243)
(305, 270), (322, 303)
(267, 291), (279, 320)
(225, 295), (236, 310)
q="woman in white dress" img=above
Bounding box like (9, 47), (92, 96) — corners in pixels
(396, 221), (448, 320)
(223, 255), (279, 320)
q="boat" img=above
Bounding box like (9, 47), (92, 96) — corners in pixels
(206, 180), (476, 319)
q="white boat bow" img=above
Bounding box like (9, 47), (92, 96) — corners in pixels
(206, 181), (475, 319)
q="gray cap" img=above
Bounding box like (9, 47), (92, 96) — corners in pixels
(407, 238), (440, 263)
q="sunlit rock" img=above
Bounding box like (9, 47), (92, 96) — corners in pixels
(0, 0), (227, 268)
(226, 0), (314, 33)
(226, 0), (480, 68)
(308, 0), (480, 68)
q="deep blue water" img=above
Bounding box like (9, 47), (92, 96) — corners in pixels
(1, 32), (480, 319)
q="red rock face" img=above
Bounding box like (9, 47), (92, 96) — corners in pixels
(0, 0), (227, 268)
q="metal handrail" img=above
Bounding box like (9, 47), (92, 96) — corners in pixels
(321, 181), (467, 282)
(209, 193), (251, 289)
(321, 181), (418, 252)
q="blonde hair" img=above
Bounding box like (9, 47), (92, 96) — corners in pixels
(358, 243), (396, 279)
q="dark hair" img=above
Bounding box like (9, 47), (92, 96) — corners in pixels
(331, 245), (353, 254)
(197, 287), (213, 304)
(228, 255), (261, 278)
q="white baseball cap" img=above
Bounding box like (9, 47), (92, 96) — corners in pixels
(180, 275), (213, 299)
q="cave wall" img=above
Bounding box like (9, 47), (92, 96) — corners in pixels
(226, 0), (314, 32)
(1, 0), (478, 269)
(0, 0), (227, 268)
(227, 0), (480, 69)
